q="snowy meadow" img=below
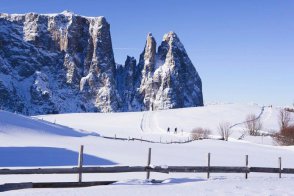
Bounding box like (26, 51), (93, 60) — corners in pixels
(1, 103), (294, 195)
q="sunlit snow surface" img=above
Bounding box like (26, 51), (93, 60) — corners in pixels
(1, 103), (294, 195)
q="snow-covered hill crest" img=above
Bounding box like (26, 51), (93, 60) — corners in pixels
(0, 110), (98, 137)
(0, 12), (203, 115)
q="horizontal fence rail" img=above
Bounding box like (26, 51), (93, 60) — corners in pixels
(102, 135), (195, 144)
(0, 181), (117, 192)
(1, 166), (294, 175)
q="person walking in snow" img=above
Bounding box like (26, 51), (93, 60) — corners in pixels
(167, 127), (170, 133)
(174, 127), (177, 134)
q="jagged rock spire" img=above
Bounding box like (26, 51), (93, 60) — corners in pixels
(140, 32), (157, 76)
(137, 31), (203, 110)
(0, 12), (203, 115)
(137, 33), (158, 110)
(155, 31), (203, 108)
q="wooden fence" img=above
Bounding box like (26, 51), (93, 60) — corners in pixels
(1, 145), (293, 192)
(102, 135), (194, 144)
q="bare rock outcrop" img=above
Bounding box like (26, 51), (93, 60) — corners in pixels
(0, 12), (203, 115)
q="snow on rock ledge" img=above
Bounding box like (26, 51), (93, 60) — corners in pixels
(0, 11), (203, 115)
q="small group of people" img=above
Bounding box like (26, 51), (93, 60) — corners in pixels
(167, 127), (177, 134)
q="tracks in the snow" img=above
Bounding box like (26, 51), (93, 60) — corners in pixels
(230, 106), (266, 129)
(140, 110), (164, 133)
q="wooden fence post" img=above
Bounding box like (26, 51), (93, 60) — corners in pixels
(146, 148), (152, 180)
(78, 145), (84, 183)
(245, 155), (248, 179)
(207, 153), (211, 179)
(279, 157), (282, 178)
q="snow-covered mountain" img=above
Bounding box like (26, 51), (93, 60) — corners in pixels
(0, 11), (203, 115)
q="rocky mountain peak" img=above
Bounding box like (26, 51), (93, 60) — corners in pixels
(161, 32), (184, 52)
(145, 32), (156, 49)
(163, 31), (178, 42)
(61, 10), (75, 16)
(93, 16), (108, 27)
(135, 31), (203, 110)
(125, 56), (136, 69)
(0, 12), (203, 115)
(160, 31), (185, 52)
(141, 32), (156, 74)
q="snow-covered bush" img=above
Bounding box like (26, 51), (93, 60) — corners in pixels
(218, 122), (232, 141)
(285, 107), (294, 113)
(274, 109), (294, 145)
(278, 109), (292, 130)
(244, 114), (262, 136)
(190, 128), (211, 140)
(273, 126), (294, 145)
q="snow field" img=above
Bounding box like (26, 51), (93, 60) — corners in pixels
(1, 103), (294, 195)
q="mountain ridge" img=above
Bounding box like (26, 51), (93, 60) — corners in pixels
(0, 11), (203, 115)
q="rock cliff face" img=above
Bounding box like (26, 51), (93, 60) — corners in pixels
(135, 32), (203, 110)
(0, 11), (203, 115)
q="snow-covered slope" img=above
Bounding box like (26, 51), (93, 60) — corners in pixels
(36, 103), (282, 144)
(0, 110), (98, 137)
(1, 104), (294, 195)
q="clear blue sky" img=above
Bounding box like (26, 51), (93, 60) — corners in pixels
(1, 0), (293, 106)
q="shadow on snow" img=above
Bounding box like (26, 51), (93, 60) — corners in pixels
(0, 147), (116, 167)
